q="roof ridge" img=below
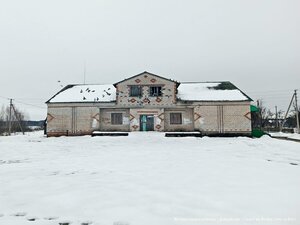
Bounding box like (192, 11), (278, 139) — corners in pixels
(181, 81), (228, 84)
(113, 71), (180, 87)
(70, 83), (114, 86)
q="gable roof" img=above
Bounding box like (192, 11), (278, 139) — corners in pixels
(46, 84), (116, 103)
(177, 82), (252, 101)
(46, 78), (252, 104)
(113, 71), (180, 87)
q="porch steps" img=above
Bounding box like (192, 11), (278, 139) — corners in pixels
(165, 132), (202, 137)
(92, 131), (129, 137)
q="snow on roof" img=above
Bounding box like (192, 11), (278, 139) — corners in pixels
(48, 84), (116, 103)
(177, 82), (250, 101)
(47, 82), (250, 103)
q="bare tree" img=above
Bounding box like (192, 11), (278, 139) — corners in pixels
(0, 105), (6, 134)
(253, 100), (282, 129)
(0, 104), (28, 135)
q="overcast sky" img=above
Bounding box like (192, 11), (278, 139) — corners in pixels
(0, 0), (299, 120)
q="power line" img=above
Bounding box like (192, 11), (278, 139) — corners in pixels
(0, 95), (46, 109)
(7, 99), (25, 136)
(0, 95), (11, 100)
(13, 100), (46, 109)
(14, 97), (46, 100)
(247, 89), (300, 94)
(247, 89), (297, 95)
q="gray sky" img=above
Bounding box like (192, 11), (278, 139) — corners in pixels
(0, 0), (299, 120)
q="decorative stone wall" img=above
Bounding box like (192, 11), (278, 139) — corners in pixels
(223, 105), (251, 133)
(76, 107), (100, 132)
(164, 108), (194, 132)
(47, 107), (72, 135)
(99, 108), (130, 131)
(116, 72), (177, 107)
(194, 104), (251, 134)
(47, 106), (100, 136)
(129, 108), (165, 132)
(46, 72), (252, 136)
(194, 105), (218, 132)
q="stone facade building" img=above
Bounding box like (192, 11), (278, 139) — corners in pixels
(46, 71), (252, 136)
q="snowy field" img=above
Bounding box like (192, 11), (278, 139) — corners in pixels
(0, 132), (299, 225)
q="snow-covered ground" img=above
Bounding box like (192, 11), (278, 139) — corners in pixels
(0, 132), (299, 225)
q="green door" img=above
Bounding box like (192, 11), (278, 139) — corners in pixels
(140, 115), (154, 131)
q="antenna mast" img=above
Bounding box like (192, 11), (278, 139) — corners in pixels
(83, 60), (86, 84)
(295, 89), (299, 134)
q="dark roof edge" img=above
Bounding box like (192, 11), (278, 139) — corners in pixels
(177, 99), (252, 102)
(45, 85), (75, 104)
(235, 87), (253, 102)
(180, 81), (230, 84)
(46, 100), (116, 104)
(218, 81), (253, 101)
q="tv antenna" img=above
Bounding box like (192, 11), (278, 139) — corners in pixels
(83, 60), (87, 84)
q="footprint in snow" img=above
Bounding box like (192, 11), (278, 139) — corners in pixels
(44, 216), (59, 220)
(113, 221), (130, 225)
(290, 162), (298, 166)
(49, 171), (60, 176)
(81, 222), (93, 225)
(27, 217), (39, 221)
(66, 171), (78, 175)
(59, 221), (72, 225)
(0, 213), (4, 217)
(12, 212), (27, 217)
(90, 172), (98, 175)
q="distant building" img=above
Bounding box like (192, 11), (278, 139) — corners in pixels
(46, 71), (252, 136)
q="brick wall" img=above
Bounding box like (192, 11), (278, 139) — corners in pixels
(99, 108), (130, 131)
(129, 108), (164, 131)
(194, 104), (251, 134)
(116, 72), (177, 107)
(164, 108), (194, 132)
(47, 106), (99, 136)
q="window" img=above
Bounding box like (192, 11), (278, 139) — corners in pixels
(111, 113), (122, 125)
(170, 113), (182, 124)
(130, 86), (142, 97)
(150, 86), (162, 96)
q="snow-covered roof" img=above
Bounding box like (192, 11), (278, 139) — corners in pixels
(113, 71), (180, 87)
(47, 81), (251, 103)
(47, 84), (116, 103)
(177, 82), (251, 101)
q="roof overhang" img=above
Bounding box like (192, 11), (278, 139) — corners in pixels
(113, 71), (180, 87)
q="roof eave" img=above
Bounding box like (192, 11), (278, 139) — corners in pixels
(47, 100), (116, 104)
(113, 71), (180, 87)
(177, 99), (252, 102)
(45, 85), (76, 104)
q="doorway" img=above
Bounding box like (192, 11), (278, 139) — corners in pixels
(140, 115), (154, 131)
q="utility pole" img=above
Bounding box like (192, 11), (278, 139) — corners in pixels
(257, 100), (262, 129)
(11, 103), (24, 135)
(8, 99), (12, 135)
(281, 93), (295, 132)
(295, 90), (300, 134)
(83, 60), (86, 84)
(7, 99), (24, 135)
(275, 105), (278, 129)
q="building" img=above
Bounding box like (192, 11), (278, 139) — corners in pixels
(46, 71), (252, 136)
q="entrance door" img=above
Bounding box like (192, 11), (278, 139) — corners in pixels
(140, 115), (154, 131)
